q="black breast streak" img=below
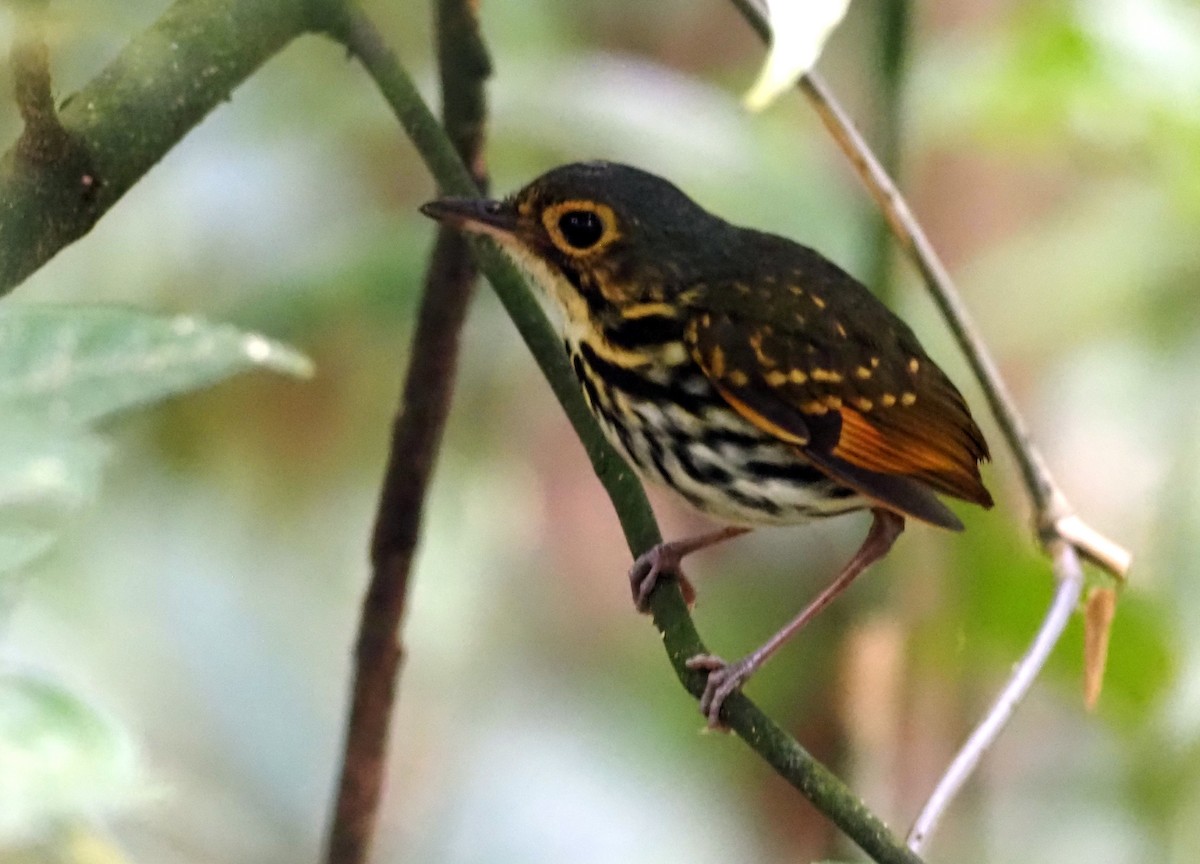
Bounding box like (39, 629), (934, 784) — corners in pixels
(697, 426), (768, 449)
(611, 418), (643, 469)
(577, 341), (710, 416)
(825, 485), (860, 500)
(743, 459), (828, 486)
(674, 438), (733, 486)
(571, 346), (650, 472)
(643, 425), (670, 480)
(743, 457), (858, 500)
(724, 486), (782, 516)
(604, 313), (684, 349)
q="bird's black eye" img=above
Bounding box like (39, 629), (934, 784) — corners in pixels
(557, 209), (605, 250)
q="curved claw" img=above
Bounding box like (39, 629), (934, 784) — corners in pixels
(628, 527), (749, 613)
(628, 544), (695, 613)
(685, 653), (756, 730)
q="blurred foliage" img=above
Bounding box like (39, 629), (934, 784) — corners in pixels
(0, 674), (135, 842)
(0, 307), (309, 582)
(1, 0), (1197, 862)
(0, 304), (310, 852)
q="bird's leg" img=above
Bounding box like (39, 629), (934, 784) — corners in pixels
(687, 508), (905, 729)
(629, 526), (751, 613)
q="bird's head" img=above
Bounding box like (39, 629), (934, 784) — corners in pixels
(421, 161), (727, 323)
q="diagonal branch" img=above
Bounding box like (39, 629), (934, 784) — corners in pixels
(321, 4), (490, 863)
(323, 9), (925, 864)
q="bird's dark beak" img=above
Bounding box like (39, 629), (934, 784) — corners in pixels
(419, 197), (517, 238)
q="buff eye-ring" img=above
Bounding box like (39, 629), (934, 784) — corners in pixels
(541, 199), (620, 256)
(419, 160), (996, 732)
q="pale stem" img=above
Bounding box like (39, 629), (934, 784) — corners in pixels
(906, 542), (1084, 852)
(726, 0), (1131, 851)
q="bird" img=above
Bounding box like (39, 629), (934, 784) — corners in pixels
(421, 161), (992, 728)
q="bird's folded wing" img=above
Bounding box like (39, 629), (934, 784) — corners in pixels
(685, 308), (992, 527)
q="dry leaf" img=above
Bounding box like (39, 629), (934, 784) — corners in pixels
(1084, 586), (1117, 710)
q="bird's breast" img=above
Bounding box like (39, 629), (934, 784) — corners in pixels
(563, 329), (866, 526)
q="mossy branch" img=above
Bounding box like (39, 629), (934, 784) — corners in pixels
(0, 0), (318, 292)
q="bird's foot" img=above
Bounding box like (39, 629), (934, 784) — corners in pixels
(628, 543), (696, 613)
(685, 653), (757, 730)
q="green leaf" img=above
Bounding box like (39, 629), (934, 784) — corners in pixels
(0, 673), (136, 838)
(0, 305), (313, 428)
(0, 305), (312, 580)
(0, 423), (107, 578)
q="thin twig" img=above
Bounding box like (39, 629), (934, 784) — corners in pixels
(321, 3), (490, 864)
(863, 0), (910, 303)
(728, 0), (1130, 577)
(793, 68), (1120, 856)
(796, 72), (1120, 560)
(906, 542), (1085, 852)
(8, 0), (71, 166)
(776, 68), (1130, 853)
(6, 0), (99, 211)
(727, 0), (1133, 844)
(325, 10), (926, 863)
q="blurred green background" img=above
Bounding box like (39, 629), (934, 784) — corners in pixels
(1, 0), (1198, 861)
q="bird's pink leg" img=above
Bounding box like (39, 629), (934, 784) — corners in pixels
(687, 509), (905, 728)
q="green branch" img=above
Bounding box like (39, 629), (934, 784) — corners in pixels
(319, 9), (664, 554)
(324, 9), (923, 864)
